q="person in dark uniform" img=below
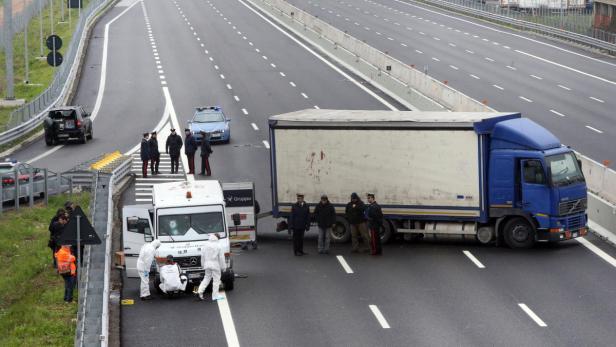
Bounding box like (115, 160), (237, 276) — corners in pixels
(199, 131), (213, 176)
(184, 129), (197, 175)
(149, 131), (160, 175)
(140, 133), (150, 178)
(346, 192), (370, 253)
(166, 129), (183, 174)
(48, 209), (67, 267)
(366, 193), (384, 255)
(289, 193), (311, 256)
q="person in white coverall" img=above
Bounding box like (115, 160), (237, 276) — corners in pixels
(136, 239), (161, 300)
(197, 234), (226, 301)
(159, 255), (188, 294)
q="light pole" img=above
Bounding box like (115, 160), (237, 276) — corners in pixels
(3, 0), (15, 100)
(24, 0), (30, 83)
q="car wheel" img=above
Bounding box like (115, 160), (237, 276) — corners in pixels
(45, 133), (54, 146)
(80, 131), (88, 144)
(87, 126), (93, 140)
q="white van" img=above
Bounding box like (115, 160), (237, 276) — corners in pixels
(122, 179), (235, 291)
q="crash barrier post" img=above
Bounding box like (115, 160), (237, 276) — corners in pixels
(74, 153), (131, 346)
(251, 0), (616, 236)
(0, 0), (115, 145)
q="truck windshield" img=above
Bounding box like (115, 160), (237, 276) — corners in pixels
(158, 212), (224, 241)
(546, 152), (584, 187)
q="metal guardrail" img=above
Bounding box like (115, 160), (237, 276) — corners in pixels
(0, 0), (112, 144)
(409, 0), (616, 54)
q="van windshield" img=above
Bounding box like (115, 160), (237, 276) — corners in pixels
(158, 212), (224, 241)
(546, 152), (585, 187)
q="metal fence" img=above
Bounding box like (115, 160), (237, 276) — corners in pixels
(0, 0), (109, 141)
(0, 0), (50, 49)
(437, 0), (615, 42)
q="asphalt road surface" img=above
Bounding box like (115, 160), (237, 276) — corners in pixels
(9, 0), (616, 345)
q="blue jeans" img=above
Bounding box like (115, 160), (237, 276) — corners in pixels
(318, 227), (331, 253)
(63, 275), (76, 302)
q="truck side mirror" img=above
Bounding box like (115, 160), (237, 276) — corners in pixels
(144, 234), (154, 242)
(577, 159), (583, 171)
(231, 213), (241, 226)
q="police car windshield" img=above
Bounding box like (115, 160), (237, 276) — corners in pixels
(194, 112), (224, 123)
(158, 212), (224, 241)
(0, 165), (14, 173)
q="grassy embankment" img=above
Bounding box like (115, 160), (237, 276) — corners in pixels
(0, 192), (90, 347)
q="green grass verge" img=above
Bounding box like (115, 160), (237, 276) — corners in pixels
(0, 0), (92, 128)
(0, 192), (90, 347)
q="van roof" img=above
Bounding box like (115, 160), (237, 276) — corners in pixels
(152, 180), (224, 208)
(269, 109), (521, 132)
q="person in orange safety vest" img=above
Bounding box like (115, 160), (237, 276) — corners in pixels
(55, 245), (77, 303)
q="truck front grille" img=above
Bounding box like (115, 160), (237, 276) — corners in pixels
(559, 198), (587, 216)
(174, 256), (201, 268)
(566, 214), (585, 230)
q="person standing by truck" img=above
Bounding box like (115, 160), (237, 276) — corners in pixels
(140, 133), (150, 178)
(149, 131), (160, 175)
(166, 129), (183, 174)
(136, 239), (161, 300)
(199, 131), (213, 176)
(366, 193), (383, 255)
(313, 194), (336, 254)
(198, 234), (227, 301)
(184, 129), (197, 175)
(289, 193), (311, 256)
(346, 193), (370, 253)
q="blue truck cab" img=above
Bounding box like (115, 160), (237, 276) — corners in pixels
(488, 118), (587, 247)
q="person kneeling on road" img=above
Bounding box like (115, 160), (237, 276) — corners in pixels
(159, 255), (187, 294)
(197, 234), (226, 301)
(136, 239), (161, 300)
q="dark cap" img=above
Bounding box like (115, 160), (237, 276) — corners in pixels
(351, 192), (359, 199)
(170, 128), (176, 132)
(166, 254), (174, 261)
(151, 131), (157, 135)
(143, 132), (149, 137)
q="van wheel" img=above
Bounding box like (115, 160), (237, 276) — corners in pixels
(379, 220), (393, 244)
(330, 216), (351, 243)
(503, 217), (535, 249)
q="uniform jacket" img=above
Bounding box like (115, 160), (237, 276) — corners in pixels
(313, 201), (336, 228)
(185, 134), (197, 155)
(165, 134), (183, 157)
(148, 137), (160, 158)
(345, 200), (366, 225)
(289, 202), (311, 231)
(200, 139), (213, 157)
(48, 220), (64, 249)
(366, 202), (384, 229)
(140, 138), (150, 161)
(55, 247), (76, 276)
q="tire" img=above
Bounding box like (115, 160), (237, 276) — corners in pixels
(80, 130), (88, 144)
(503, 217), (535, 249)
(379, 220), (394, 244)
(330, 216), (351, 243)
(87, 126), (93, 140)
(45, 133), (54, 146)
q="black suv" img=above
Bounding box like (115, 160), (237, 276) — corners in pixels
(43, 106), (93, 146)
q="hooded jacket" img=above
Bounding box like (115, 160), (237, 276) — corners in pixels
(136, 240), (161, 272)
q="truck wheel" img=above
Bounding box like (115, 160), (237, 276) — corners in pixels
(330, 216), (351, 243)
(503, 217), (535, 249)
(379, 220), (393, 244)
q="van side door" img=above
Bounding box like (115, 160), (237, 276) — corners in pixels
(122, 204), (154, 277)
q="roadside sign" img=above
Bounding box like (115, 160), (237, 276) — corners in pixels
(57, 206), (101, 245)
(46, 35), (63, 51)
(46, 52), (63, 67)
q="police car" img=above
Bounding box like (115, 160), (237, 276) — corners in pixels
(187, 106), (231, 144)
(0, 159), (43, 187)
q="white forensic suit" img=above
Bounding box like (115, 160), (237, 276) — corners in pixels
(197, 234), (227, 301)
(159, 263), (188, 293)
(136, 239), (161, 298)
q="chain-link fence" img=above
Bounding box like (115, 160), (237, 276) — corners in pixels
(1, 0), (107, 137)
(430, 0), (615, 43)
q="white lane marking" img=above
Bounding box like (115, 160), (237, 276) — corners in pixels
(449, 65), (459, 70)
(280, 71), (286, 77)
(251, 123), (259, 131)
(518, 303), (547, 327)
(262, 55), (268, 60)
(289, 81), (296, 87)
(493, 84), (504, 90)
(470, 74), (480, 79)
(365, 26), (370, 30)
(419, 31), (425, 35)
(503, 45), (511, 49)
(549, 109), (566, 117)
(220, 74), (225, 79)
(589, 96), (605, 103)
(406, 26), (413, 30)
(226, 84), (232, 90)
(255, 48), (260, 53)
(209, 57), (214, 61)
(484, 57), (494, 62)
(557, 84), (571, 91)
(234, 95), (240, 102)
(160, 80), (167, 85)
(336, 255), (354, 274)
(242, 108), (248, 115)
(515, 50), (616, 86)
(530, 74), (543, 80)
(214, 65), (219, 70)
(585, 125), (603, 134)
(313, 105), (320, 109)
(465, 49), (474, 54)
(431, 57), (440, 62)
(482, 38), (489, 42)
(387, 37), (394, 41)
(217, 291), (241, 347)
(262, 140), (270, 149)
(519, 96), (533, 102)
(376, 31), (382, 35)
(29, 0), (141, 164)
(506, 65), (516, 70)
(270, 63), (276, 68)
(462, 250), (485, 268)
(415, 49), (423, 54)
(159, 75), (165, 80)
(248, 41), (253, 46)
(448, 43), (456, 47)
(205, 49), (209, 54)
(238, 0), (397, 110)
(400, 43), (407, 47)
(369, 305), (391, 329)
(301, 93), (309, 99)
(433, 37), (440, 41)
(576, 237), (616, 268)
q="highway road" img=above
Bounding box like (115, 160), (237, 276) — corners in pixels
(288, 0), (616, 166)
(7, 0), (616, 346)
